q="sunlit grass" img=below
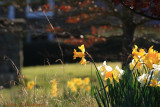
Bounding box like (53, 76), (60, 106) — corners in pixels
(22, 62), (121, 88)
(0, 62), (121, 106)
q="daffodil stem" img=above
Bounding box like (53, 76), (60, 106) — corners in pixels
(86, 52), (99, 72)
(91, 63), (93, 96)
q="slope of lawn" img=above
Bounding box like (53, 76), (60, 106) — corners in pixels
(0, 62), (121, 106)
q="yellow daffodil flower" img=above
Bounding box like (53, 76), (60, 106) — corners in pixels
(85, 86), (91, 91)
(105, 71), (114, 83)
(150, 79), (158, 87)
(76, 78), (83, 87)
(105, 86), (109, 92)
(104, 65), (124, 83)
(73, 44), (86, 65)
(132, 45), (146, 61)
(80, 57), (86, 65)
(144, 46), (159, 69)
(51, 80), (58, 97)
(67, 81), (75, 88)
(83, 77), (90, 85)
(71, 86), (77, 92)
(131, 45), (160, 70)
(67, 77), (90, 92)
(27, 81), (35, 90)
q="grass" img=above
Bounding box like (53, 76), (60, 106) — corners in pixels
(0, 62), (121, 106)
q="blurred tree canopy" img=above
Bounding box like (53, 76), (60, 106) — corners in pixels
(1, 0), (160, 68)
(52, 0), (160, 67)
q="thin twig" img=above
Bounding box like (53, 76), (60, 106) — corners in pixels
(43, 12), (66, 99)
(43, 12), (64, 63)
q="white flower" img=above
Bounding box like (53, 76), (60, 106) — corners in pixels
(97, 65), (102, 71)
(153, 64), (160, 71)
(129, 59), (135, 70)
(103, 61), (112, 72)
(130, 59), (144, 70)
(158, 81), (160, 86)
(137, 74), (151, 87)
(113, 65), (124, 79)
(106, 66), (112, 72)
(150, 64), (160, 80)
(101, 72), (105, 76)
(97, 61), (112, 75)
(103, 61), (106, 66)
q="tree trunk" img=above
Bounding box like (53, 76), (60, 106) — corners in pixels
(121, 13), (136, 68)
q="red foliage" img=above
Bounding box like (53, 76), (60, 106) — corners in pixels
(77, 0), (92, 8)
(54, 5), (58, 9)
(59, 4), (72, 12)
(91, 26), (110, 35)
(65, 12), (104, 24)
(64, 35), (106, 47)
(66, 16), (80, 24)
(91, 26), (96, 34)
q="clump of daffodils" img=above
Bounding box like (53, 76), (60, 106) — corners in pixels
(73, 44), (86, 65)
(51, 80), (58, 97)
(97, 61), (125, 83)
(137, 64), (160, 87)
(27, 81), (35, 90)
(130, 45), (160, 87)
(67, 77), (90, 92)
(130, 45), (160, 70)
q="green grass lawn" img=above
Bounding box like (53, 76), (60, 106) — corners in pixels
(0, 62), (121, 106)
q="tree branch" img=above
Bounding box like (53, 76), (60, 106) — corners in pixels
(136, 19), (152, 26)
(118, 0), (160, 20)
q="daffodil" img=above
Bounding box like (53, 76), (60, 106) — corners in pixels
(73, 44), (86, 65)
(51, 79), (57, 85)
(51, 80), (58, 97)
(105, 86), (109, 92)
(113, 65), (125, 80)
(27, 81), (35, 90)
(131, 45), (160, 70)
(85, 86), (91, 91)
(150, 64), (160, 80)
(150, 79), (158, 87)
(97, 61), (112, 75)
(67, 77), (90, 92)
(152, 64), (160, 71)
(132, 45), (146, 61)
(132, 45), (138, 57)
(104, 65), (124, 83)
(129, 59), (146, 75)
(137, 74), (150, 87)
(71, 86), (77, 92)
(144, 46), (159, 69)
(83, 77), (90, 85)
(80, 57), (86, 65)
(105, 71), (114, 83)
(67, 81), (75, 88)
(129, 59), (143, 71)
(131, 45), (160, 87)
(76, 78), (83, 87)
(30, 81), (35, 86)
